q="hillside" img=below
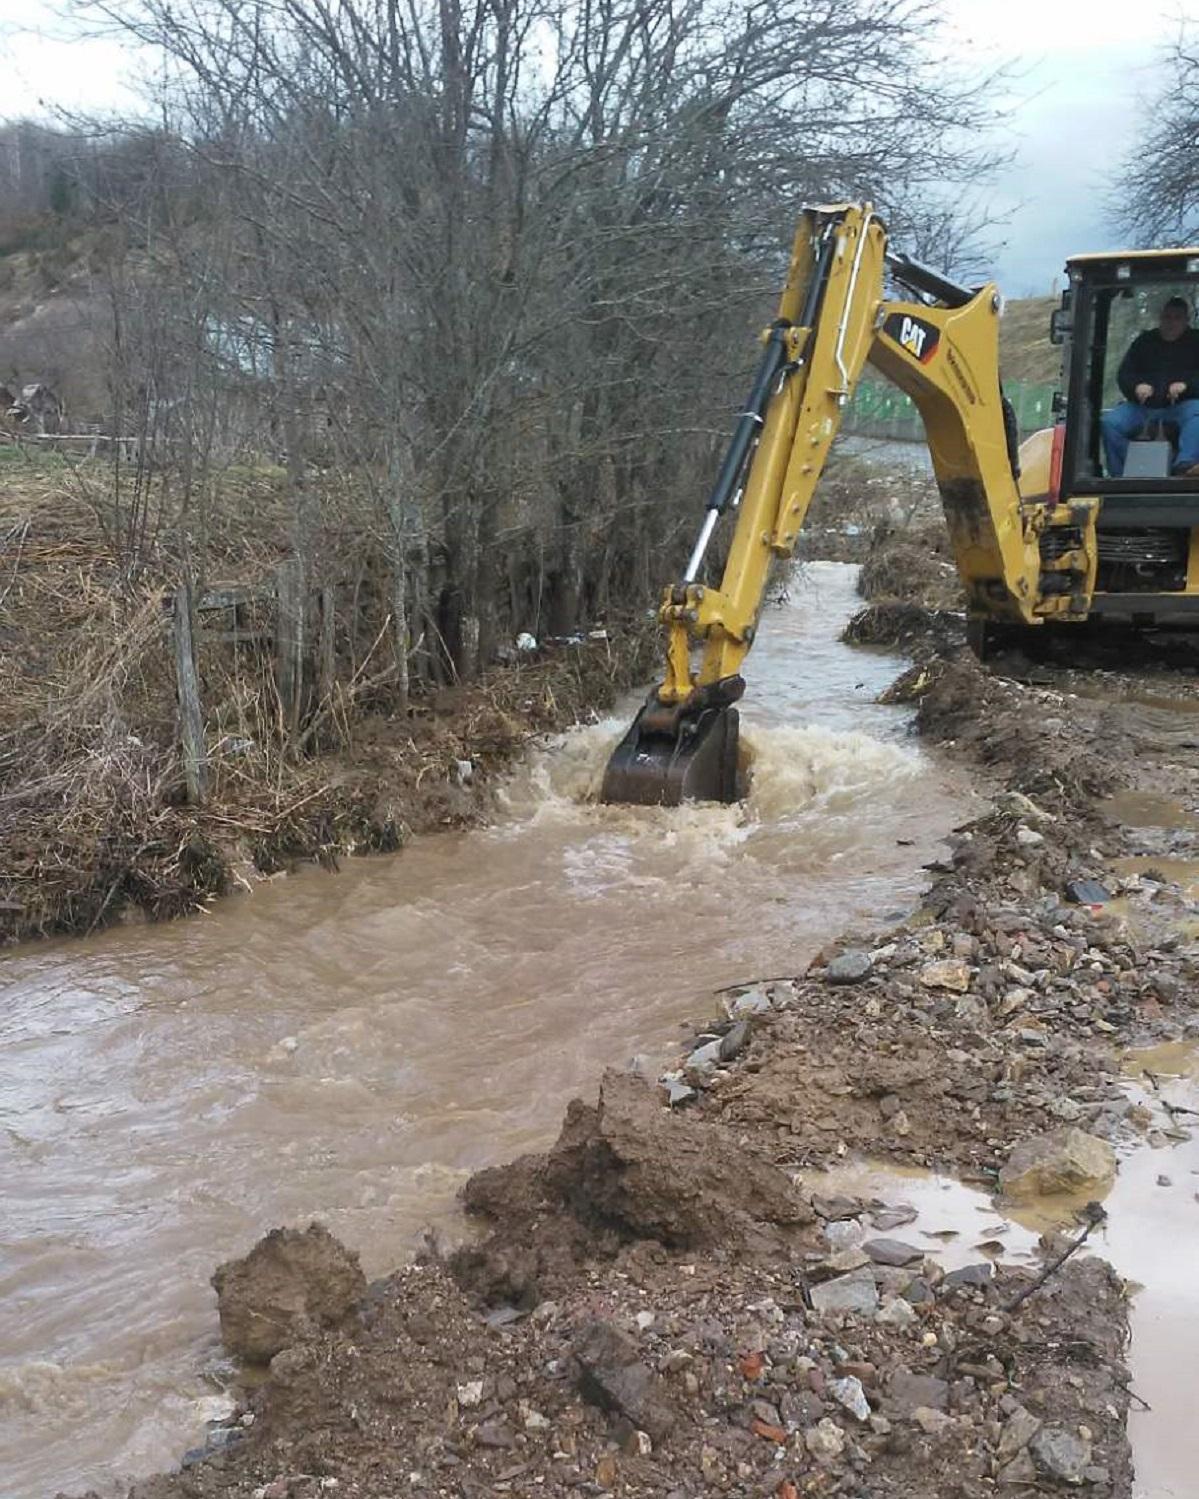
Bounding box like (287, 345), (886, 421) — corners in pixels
(999, 293), (1060, 384)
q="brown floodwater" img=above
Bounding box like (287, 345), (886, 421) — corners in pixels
(0, 562), (982, 1499)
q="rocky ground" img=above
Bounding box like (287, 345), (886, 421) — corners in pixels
(69, 516), (1199, 1499)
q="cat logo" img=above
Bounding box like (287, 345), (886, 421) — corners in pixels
(883, 311), (940, 364)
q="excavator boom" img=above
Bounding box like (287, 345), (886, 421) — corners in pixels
(602, 202), (1091, 806)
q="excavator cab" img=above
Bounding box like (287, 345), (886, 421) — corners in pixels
(1041, 249), (1199, 622)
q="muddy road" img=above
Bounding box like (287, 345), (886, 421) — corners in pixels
(0, 563), (980, 1499)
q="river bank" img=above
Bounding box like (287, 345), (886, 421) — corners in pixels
(0, 455), (660, 947)
(60, 537), (1199, 1499)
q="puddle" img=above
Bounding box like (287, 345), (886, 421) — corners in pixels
(1124, 1041), (1199, 1084)
(797, 1160), (1043, 1268)
(1063, 682), (1199, 715)
(810, 1046), (1199, 1499)
(1100, 791), (1199, 832)
(1111, 856), (1199, 898)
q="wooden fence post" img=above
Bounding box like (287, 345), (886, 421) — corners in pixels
(275, 557), (305, 737)
(173, 582), (208, 804)
(318, 586), (336, 704)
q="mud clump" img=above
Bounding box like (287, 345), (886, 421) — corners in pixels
(452, 1069), (815, 1305)
(211, 1222), (366, 1363)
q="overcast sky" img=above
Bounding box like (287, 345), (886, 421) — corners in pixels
(0, 0), (1179, 295)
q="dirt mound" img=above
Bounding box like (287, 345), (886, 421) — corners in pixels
(857, 522), (962, 610)
(885, 649), (1122, 812)
(211, 1223), (367, 1363)
(451, 1069), (816, 1306)
(122, 1245), (1131, 1499)
(842, 599), (963, 653)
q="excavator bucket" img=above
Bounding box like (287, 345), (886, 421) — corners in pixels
(601, 678), (746, 807)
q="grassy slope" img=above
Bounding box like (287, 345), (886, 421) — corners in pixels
(998, 294), (1060, 384)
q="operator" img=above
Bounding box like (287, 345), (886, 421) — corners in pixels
(1101, 296), (1199, 477)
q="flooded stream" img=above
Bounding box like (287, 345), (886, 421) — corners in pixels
(0, 562), (979, 1498)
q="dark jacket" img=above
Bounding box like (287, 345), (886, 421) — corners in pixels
(1117, 327), (1199, 405)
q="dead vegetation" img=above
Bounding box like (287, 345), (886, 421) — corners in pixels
(0, 453), (657, 946)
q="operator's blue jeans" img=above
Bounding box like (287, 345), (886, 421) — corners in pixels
(1101, 398), (1199, 476)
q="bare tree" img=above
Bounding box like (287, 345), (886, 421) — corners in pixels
(1111, 22), (1199, 244)
(73, 0), (1009, 694)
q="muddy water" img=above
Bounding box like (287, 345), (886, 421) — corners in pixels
(0, 563), (976, 1498)
(813, 1046), (1199, 1499)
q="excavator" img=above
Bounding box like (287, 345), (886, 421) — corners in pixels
(602, 201), (1199, 806)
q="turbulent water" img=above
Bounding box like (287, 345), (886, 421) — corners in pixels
(0, 562), (978, 1498)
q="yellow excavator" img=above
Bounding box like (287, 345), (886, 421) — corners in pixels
(602, 201), (1199, 805)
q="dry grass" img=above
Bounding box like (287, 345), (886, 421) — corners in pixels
(0, 448), (657, 945)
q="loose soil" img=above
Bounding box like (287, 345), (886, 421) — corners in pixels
(73, 504), (1199, 1499)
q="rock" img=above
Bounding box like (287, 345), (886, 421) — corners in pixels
(862, 1238), (923, 1267)
(890, 1108), (912, 1137)
(824, 1217), (865, 1250)
(825, 1246), (871, 1273)
(828, 950), (873, 985)
(572, 1320), (673, 1439)
(663, 1077), (697, 1107)
(1029, 1425), (1092, 1484)
(812, 1193), (862, 1221)
(912, 1405), (955, 1435)
(876, 1296), (916, 1328)
(727, 988), (772, 1019)
(474, 1421), (515, 1449)
(804, 1417), (846, 1461)
(686, 1039), (723, 1071)
(999, 1128), (1116, 1200)
(919, 959), (972, 993)
(887, 1369), (949, 1413)
(942, 1262), (994, 1290)
(996, 791), (1053, 823)
(996, 1403), (1042, 1462)
(211, 1223), (366, 1363)
(829, 1375), (870, 1421)
(520, 1402), (551, 1431)
(457, 1380), (485, 1408)
(956, 995), (990, 1029)
(1066, 879), (1111, 906)
(999, 1449), (1039, 1485)
(1016, 826), (1045, 847)
(809, 1267), (879, 1316)
(870, 1204), (918, 1231)
(719, 1020), (750, 1062)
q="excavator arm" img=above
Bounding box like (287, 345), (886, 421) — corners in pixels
(602, 202), (1097, 806)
